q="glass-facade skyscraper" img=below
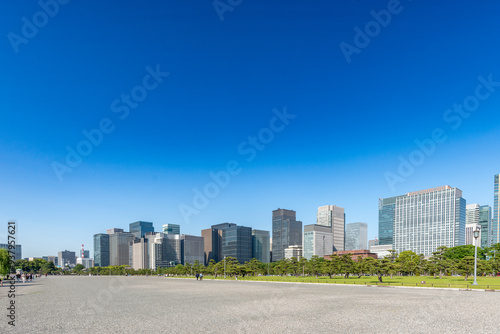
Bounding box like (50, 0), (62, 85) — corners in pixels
(467, 204), (491, 248)
(345, 222), (368, 251)
(378, 196), (402, 246)
(384, 185), (466, 256)
(222, 225), (252, 264)
(162, 223), (180, 235)
(317, 205), (345, 251)
(129, 221), (155, 239)
(303, 224), (333, 260)
(252, 229), (270, 263)
(272, 209), (302, 262)
(93, 233), (110, 267)
(493, 174), (499, 246)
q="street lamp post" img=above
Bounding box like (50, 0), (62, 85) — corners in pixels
(224, 256), (226, 279)
(473, 227), (480, 286)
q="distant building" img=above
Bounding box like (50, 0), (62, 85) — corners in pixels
(325, 249), (377, 261)
(181, 235), (204, 265)
(202, 223), (236, 265)
(93, 233), (110, 267)
(42, 256), (57, 265)
(303, 224), (333, 260)
(369, 245), (393, 259)
(162, 224), (180, 235)
(345, 222), (368, 251)
(284, 245), (302, 259)
(368, 239), (379, 248)
(380, 186), (466, 256)
(317, 205), (345, 251)
(108, 230), (134, 266)
(465, 223), (481, 246)
(0, 244), (22, 261)
(58, 250), (76, 267)
(131, 238), (149, 270)
(129, 221), (155, 239)
(107, 228), (124, 234)
(77, 258), (94, 269)
(146, 233), (182, 269)
(479, 205), (492, 248)
(493, 174), (499, 246)
(222, 225), (252, 264)
(252, 230), (270, 263)
(272, 209), (302, 261)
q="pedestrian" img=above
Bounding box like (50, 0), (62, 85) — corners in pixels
(235, 274), (238, 281)
(196, 273), (199, 281)
(200, 273), (203, 281)
(0, 277), (3, 287)
(16, 273), (20, 283)
(22, 273), (26, 283)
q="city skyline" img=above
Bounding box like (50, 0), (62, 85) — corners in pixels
(2, 1), (500, 258)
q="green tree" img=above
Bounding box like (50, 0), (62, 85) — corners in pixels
(397, 250), (418, 275)
(0, 249), (12, 276)
(339, 254), (354, 279)
(307, 256), (324, 279)
(456, 256), (475, 281)
(73, 264), (85, 273)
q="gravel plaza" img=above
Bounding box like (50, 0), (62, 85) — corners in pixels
(1, 276), (499, 333)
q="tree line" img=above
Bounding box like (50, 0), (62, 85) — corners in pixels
(2, 243), (499, 282)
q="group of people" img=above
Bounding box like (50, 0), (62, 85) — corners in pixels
(195, 273), (204, 281)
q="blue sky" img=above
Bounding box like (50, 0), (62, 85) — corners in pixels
(1, 0), (500, 258)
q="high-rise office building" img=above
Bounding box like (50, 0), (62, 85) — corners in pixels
(108, 229), (134, 266)
(93, 233), (110, 267)
(58, 250), (76, 267)
(378, 196), (402, 246)
(479, 205), (492, 248)
(345, 222), (368, 251)
(493, 174), (499, 246)
(222, 225), (252, 264)
(131, 238), (149, 270)
(303, 224), (333, 260)
(181, 235), (204, 265)
(272, 209), (302, 261)
(0, 244), (22, 261)
(202, 223), (236, 265)
(146, 233), (182, 269)
(466, 204), (479, 225)
(382, 185), (466, 256)
(252, 229), (270, 263)
(162, 224), (180, 235)
(465, 223), (481, 246)
(317, 205), (345, 251)
(129, 221), (155, 239)
(467, 204), (492, 248)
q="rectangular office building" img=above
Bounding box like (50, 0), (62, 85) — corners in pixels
(181, 235), (204, 265)
(222, 225), (252, 264)
(252, 229), (270, 263)
(93, 233), (110, 267)
(493, 174), (499, 246)
(345, 222), (368, 251)
(108, 230), (134, 266)
(303, 224), (333, 260)
(272, 209), (302, 261)
(392, 185), (466, 256)
(317, 205), (345, 251)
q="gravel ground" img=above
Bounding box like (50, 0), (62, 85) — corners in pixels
(1, 276), (499, 333)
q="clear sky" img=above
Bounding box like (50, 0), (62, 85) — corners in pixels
(1, 0), (500, 258)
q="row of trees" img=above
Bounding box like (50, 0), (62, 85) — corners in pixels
(2, 244), (499, 282)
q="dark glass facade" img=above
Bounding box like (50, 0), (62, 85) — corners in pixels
(222, 225), (252, 264)
(129, 221), (155, 239)
(378, 197), (399, 246)
(272, 209), (302, 261)
(94, 233), (110, 267)
(479, 205), (491, 248)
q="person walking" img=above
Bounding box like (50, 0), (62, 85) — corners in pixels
(200, 273), (203, 281)
(196, 273), (199, 281)
(21, 273), (26, 283)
